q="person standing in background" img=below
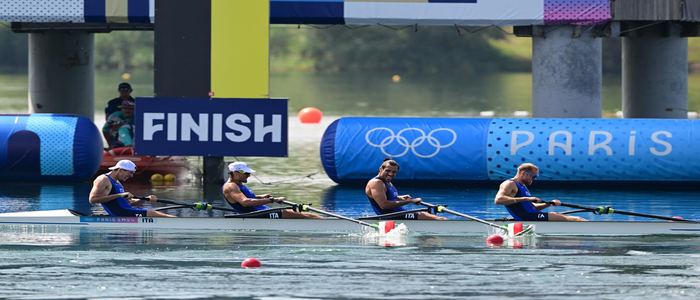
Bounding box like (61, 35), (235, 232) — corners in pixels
(105, 82), (134, 120)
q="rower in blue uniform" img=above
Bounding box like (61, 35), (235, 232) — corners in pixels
(89, 160), (175, 217)
(222, 162), (322, 219)
(365, 158), (448, 220)
(495, 163), (586, 221)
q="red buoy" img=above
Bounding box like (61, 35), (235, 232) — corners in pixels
(669, 216), (684, 222)
(298, 107), (323, 123)
(241, 258), (262, 268)
(486, 234), (504, 246)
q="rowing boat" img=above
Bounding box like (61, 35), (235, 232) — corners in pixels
(0, 210), (698, 235)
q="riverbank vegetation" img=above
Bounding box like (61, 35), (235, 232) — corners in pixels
(2, 24), (700, 73)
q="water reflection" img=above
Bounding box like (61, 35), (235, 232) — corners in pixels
(0, 182), (93, 214)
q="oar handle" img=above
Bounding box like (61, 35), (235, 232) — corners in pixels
(152, 198), (238, 213)
(420, 202), (502, 229)
(279, 200), (375, 228)
(547, 202), (611, 214)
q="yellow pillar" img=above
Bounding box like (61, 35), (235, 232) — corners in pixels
(211, 0), (270, 98)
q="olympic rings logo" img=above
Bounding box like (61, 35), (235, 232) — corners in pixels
(365, 127), (457, 158)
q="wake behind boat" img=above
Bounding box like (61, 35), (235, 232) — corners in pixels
(1, 209), (699, 236)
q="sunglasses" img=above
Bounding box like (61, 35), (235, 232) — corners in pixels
(236, 171), (250, 175)
(524, 171), (538, 179)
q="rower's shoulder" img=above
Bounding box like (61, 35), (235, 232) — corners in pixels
(92, 174), (108, 184)
(366, 178), (383, 187)
(223, 181), (241, 192)
(499, 179), (516, 189)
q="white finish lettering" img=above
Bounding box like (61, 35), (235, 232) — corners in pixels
(167, 113), (178, 141)
(225, 114), (251, 142)
(510, 131), (534, 155)
(143, 113), (164, 141)
(548, 131), (572, 155)
(212, 114), (222, 142)
(254, 114), (282, 142)
(142, 112), (285, 144)
(589, 131), (613, 155)
(650, 131), (672, 156)
(181, 113), (209, 141)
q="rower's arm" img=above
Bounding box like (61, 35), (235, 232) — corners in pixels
(367, 180), (416, 210)
(531, 202), (552, 210)
(494, 181), (540, 205)
(88, 176), (130, 204)
(223, 184), (275, 207)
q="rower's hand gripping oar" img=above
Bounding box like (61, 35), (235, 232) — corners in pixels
(550, 201), (700, 224)
(279, 200), (397, 234)
(420, 202), (535, 237)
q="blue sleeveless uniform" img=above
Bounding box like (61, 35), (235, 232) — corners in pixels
(101, 174), (147, 217)
(505, 179), (549, 221)
(223, 182), (282, 218)
(367, 177), (417, 220)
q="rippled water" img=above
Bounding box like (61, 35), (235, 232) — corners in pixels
(1, 227), (700, 300)
(3, 71), (700, 299)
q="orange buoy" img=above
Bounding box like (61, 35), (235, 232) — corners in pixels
(241, 258), (262, 268)
(298, 107), (323, 123)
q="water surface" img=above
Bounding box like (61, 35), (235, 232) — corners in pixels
(2, 70), (700, 299)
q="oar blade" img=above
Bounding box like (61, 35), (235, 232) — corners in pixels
(377, 221), (396, 234)
(499, 223), (536, 237)
(515, 224), (536, 236)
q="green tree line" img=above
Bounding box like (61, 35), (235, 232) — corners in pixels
(1, 24), (629, 73)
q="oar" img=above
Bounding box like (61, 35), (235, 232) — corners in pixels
(139, 198), (239, 213)
(420, 202), (534, 237)
(551, 201), (700, 224)
(280, 200), (396, 234)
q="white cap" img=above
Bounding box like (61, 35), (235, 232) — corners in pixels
(108, 159), (137, 172)
(228, 162), (255, 173)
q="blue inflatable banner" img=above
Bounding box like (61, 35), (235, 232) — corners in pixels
(321, 117), (700, 186)
(134, 97), (288, 157)
(0, 114), (102, 182)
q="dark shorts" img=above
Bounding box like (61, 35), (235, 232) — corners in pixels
(513, 212), (549, 221)
(384, 212), (419, 220)
(241, 211), (284, 219)
(108, 207), (148, 217)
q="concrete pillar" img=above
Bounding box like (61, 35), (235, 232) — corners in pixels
(532, 25), (602, 118)
(622, 23), (687, 119)
(203, 157), (225, 185)
(28, 31), (95, 121)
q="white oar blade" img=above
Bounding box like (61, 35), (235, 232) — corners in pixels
(506, 223), (536, 237)
(377, 221), (396, 234)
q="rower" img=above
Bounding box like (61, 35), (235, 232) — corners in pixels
(365, 158), (448, 220)
(89, 160), (175, 217)
(222, 162), (323, 219)
(494, 163), (586, 221)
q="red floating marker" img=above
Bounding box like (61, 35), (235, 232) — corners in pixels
(669, 216), (683, 222)
(298, 107), (323, 123)
(241, 258), (262, 268)
(486, 234), (504, 246)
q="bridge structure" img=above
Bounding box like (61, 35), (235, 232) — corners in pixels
(2, 0), (699, 183)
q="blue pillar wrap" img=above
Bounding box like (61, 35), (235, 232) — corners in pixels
(320, 117), (700, 186)
(26, 115), (76, 176)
